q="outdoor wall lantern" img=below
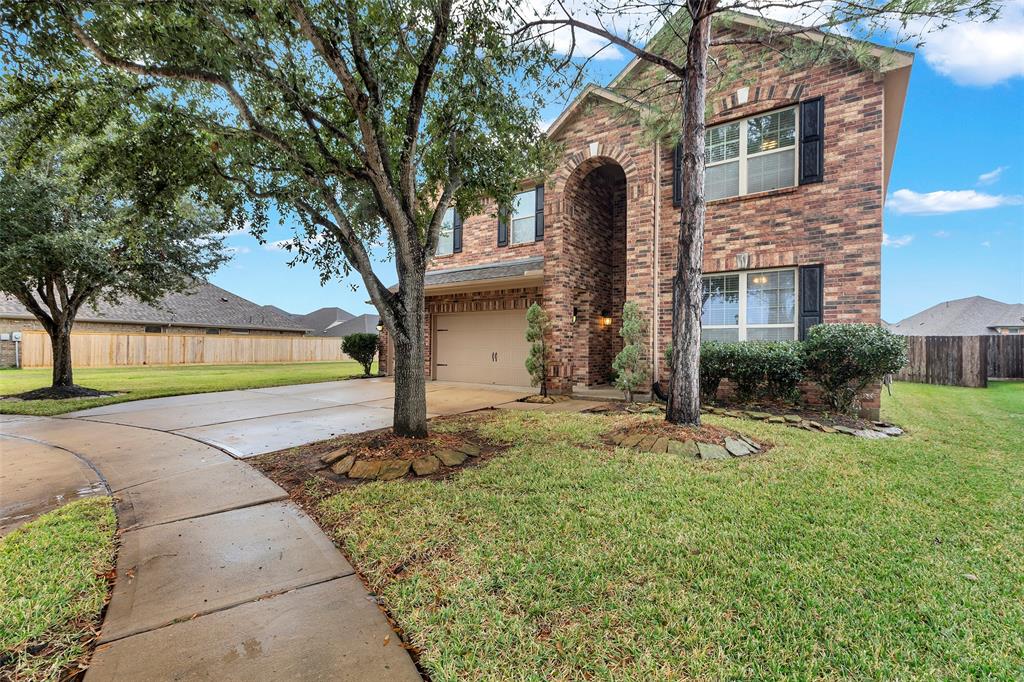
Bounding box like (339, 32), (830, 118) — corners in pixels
(600, 310), (612, 327)
(376, 322), (384, 332)
(572, 307), (578, 325)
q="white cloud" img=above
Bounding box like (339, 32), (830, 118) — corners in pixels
(883, 233), (913, 248)
(263, 239), (293, 251)
(225, 245), (251, 255)
(981, 240), (992, 247)
(977, 165), (1008, 186)
(887, 189), (1024, 215)
(932, 229), (951, 238)
(912, 1), (1024, 86)
(524, 0), (628, 62)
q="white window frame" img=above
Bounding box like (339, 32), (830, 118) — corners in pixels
(701, 267), (799, 341)
(705, 105), (799, 200)
(435, 207), (455, 256)
(509, 188), (537, 245)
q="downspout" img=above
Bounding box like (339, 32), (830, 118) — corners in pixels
(652, 139), (661, 383)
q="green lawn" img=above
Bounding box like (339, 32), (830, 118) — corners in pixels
(318, 382), (1024, 680)
(1, 497), (117, 681)
(0, 361), (373, 416)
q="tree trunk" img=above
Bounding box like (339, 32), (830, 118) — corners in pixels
(49, 319), (74, 388)
(666, 6), (714, 427)
(390, 288), (429, 438)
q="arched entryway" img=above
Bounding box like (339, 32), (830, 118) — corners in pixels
(562, 158), (628, 386)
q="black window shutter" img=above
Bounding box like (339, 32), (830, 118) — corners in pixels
(534, 185), (545, 241)
(798, 264), (824, 340)
(799, 97), (825, 185)
(497, 205), (508, 247)
(672, 142), (682, 206)
(452, 210), (462, 253)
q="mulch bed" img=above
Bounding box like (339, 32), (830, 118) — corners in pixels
(251, 416), (509, 499)
(6, 385), (113, 401)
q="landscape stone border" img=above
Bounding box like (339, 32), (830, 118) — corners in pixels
(609, 430), (763, 460)
(319, 441), (482, 481)
(702, 406), (904, 439)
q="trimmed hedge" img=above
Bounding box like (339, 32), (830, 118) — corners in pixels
(661, 324), (905, 414)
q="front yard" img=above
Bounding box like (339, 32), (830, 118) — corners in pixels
(297, 382), (1022, 679)
(1, 497), (117, 681)
(0, 361), (373, 416)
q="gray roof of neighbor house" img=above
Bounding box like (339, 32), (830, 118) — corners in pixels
(0, 281), (309, 333)
(321, 313), (380, 338)
(291, 307), (355, 335)
(405, 256), (544, 291)
(888, 296), (1024, 336)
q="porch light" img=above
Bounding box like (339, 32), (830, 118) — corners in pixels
(572, 307), (578, 325)
(600, 310), (612, 327)
(376, 322), (384, 332)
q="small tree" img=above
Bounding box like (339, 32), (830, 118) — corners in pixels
(0, 128), (229, 395)
(524, 303), (551, 397)
(342, 332), (379, 377)
(803, 324), (907, 415)
(612, 301), (650, 402)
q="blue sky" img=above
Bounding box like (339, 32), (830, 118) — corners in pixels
(211, 6), (1024, 323)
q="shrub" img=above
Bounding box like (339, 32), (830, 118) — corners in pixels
(802, 323), (907, 414)
(524, 303), (551, 396)
(613, 302), (650, 402)
(663, 340), (735, 403)
(720, 341), (805, 404)
(341, 333), (379, 376)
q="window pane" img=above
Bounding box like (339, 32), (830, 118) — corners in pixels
(436, 208), (454, 255)
(747, 149), (795, 194)
(705, 122), (740, 164)
(706, 161), (740, 201)
(511, 216), (535, 244)
(747, 327), (796, 341)
(747, 108), (796, 155)
(746, 270), (795, 325)
(512, 189), (535, 219)
(702, 274), (740, 326)
(701, 327), (739, 342)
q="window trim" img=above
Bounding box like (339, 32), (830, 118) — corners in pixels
(436, 207), (456, 256)
(705, 105), (799, 200)
(701, 267), (799, 341)
(509, 187), (538, 245)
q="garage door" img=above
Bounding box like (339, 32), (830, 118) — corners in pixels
(434, 310), (532, 386)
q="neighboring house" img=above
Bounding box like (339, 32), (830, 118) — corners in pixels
(276, 306), (380, 337)
(889, 297), (1024, 336)
(376, 14), (913, 417)
(0, 281), (309, 338)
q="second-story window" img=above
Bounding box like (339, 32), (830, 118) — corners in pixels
(705, 106), (798, 201)
(510, 189), (536, 244)
(436, 208), (455, 256)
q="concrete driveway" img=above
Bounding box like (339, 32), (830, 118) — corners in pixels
(67, 378), (531, 457)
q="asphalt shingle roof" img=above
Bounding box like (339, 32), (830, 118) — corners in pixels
(0, 281), (308, 333)
(889, 296), (1024, 336)
(411, 256), (544, 289)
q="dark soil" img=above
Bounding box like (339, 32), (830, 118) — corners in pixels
(8, 385), (113, 401)
(251, 415), (509, 497)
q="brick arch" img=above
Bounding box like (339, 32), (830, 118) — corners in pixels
(711, 82), (808, 117)
(552, 143), (639, 196)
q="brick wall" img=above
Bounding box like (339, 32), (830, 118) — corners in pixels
(388, 35), (888, 416)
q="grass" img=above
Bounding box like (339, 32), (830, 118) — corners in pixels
(317, 382), (1024, 680)
(0, 497), (117, 681)
(0, 361), (374, 416)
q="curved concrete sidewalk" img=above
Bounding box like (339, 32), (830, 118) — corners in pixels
(0, 414), (420, 681)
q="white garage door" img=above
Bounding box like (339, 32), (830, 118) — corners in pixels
(434, 310), (532, 386)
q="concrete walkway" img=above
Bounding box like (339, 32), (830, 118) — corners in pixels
(68, 378), (531, 457)
(0, 410), (421, 680)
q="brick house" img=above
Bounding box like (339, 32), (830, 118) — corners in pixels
(380, 15), (913, 416)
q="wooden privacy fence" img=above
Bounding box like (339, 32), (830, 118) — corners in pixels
(20, 330), (351, 368)
(896, 335), (1024, 388)
(987, 335), (1024, 379)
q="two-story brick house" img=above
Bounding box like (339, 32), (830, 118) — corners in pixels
(380, 14), (912, 416)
